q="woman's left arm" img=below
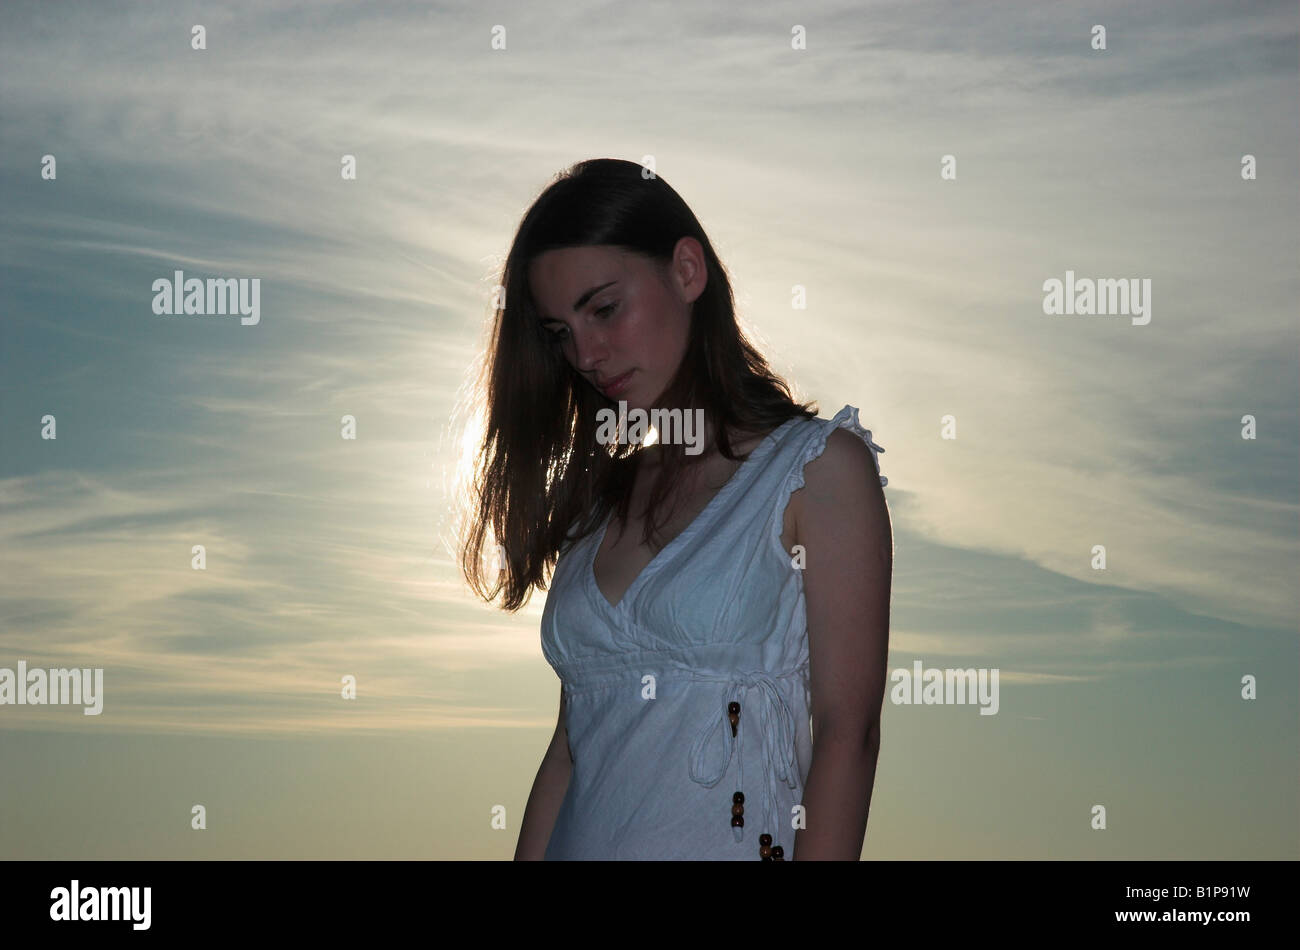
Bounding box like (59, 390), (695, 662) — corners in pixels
(791, 428), (893, 860)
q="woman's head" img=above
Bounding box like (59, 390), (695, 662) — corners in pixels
(504, 158), (738, 421)
(460, 158), (814, 610)
(527, 239), (704, 411)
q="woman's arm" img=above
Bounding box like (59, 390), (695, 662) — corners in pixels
(791, 428), (893, 860)
(513, 683), (573, 860)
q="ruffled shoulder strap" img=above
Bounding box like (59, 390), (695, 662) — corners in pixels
(761, 404), (886, 559)
(783, 404), (887, 495)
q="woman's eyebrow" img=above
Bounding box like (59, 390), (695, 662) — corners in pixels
(541, 281), (618, 322)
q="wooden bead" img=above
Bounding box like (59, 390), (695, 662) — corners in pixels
(733, 791), (744, 805)
(727, 701), (740, 715)
(731, 803), (744, 816)
(771, 845), (784, 859)
(731, 815), (744, 828)
(759, 845), (772, 858)
(759, 833), (772, 846)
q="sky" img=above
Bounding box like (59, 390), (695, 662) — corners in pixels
(0, 0), (1296, 860)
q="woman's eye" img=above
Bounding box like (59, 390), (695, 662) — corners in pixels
(545, 304), (615, 342)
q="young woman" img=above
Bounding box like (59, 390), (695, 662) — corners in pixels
(459, 158), (892, 860)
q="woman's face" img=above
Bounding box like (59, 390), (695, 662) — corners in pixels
(528, 239), (706, 410)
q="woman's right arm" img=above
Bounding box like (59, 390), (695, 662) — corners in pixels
(513, 683), (573, 860)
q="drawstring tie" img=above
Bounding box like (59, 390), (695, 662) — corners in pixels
(686, 668), (801, 860)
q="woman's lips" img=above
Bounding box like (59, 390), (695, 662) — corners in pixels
(600, 370), (634, 397)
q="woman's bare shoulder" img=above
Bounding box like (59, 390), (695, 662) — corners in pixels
(803, 428), (883, 493)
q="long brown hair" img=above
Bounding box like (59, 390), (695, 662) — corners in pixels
(458, 158), (816, 611)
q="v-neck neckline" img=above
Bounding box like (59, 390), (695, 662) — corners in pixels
(588, 418), (797, 612)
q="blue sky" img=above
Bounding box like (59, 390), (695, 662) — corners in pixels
(1, 0), (1296, 858)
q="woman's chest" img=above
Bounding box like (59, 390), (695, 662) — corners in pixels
(592, 453), (800, 609)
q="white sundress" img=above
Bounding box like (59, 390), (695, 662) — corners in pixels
(539, 405), (887, 860)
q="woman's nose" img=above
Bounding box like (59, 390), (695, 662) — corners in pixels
(572, 328), (607, 372)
